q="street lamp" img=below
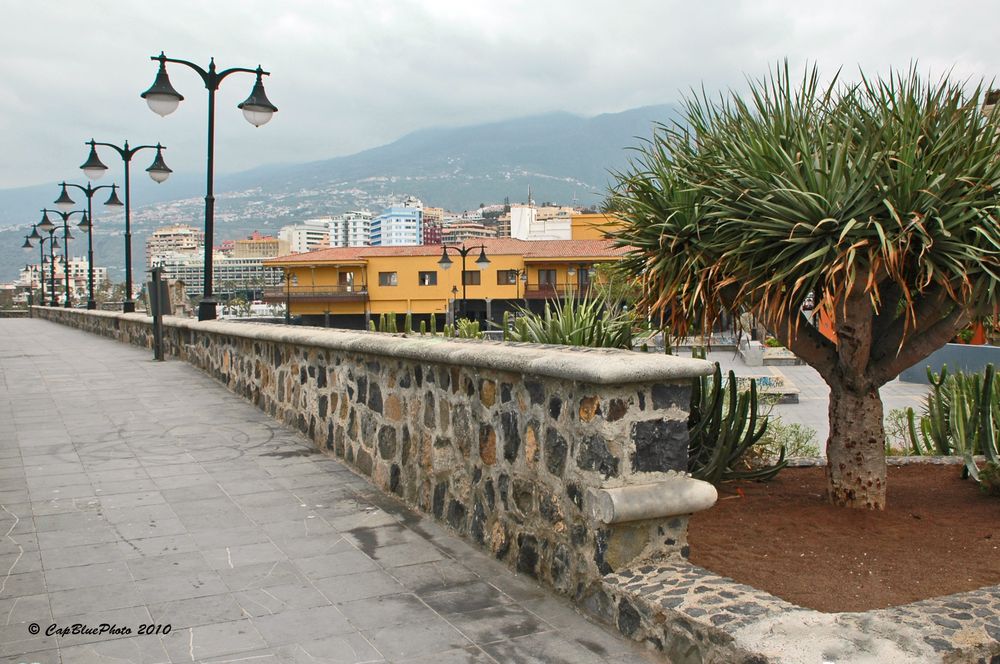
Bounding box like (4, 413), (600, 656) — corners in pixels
(284, 271), (298, 324)
(39, 209), (86, 308)
(54, 181), (123, 310)
(80, 139), (171, 313)
(437, 244), (490, 320)
(514, 268), (529, 305)
(142, 51), (277, 321)
(23, 225), (60, 306)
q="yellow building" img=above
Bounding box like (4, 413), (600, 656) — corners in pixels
(264, 238), (628, 329)
(570, 212), (623, 240)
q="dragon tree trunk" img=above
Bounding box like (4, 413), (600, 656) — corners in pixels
(825, 383), (887, 509)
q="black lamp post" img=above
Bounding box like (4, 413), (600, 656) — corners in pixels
(437, 244), (490, 320)
(23, 225), (59, 305)
(284, 271), (298, 324)
(54, 181), (123, 310)
(141, 51), (277, 321)
(80, 139), (171, 313)
(38, 209), (86, 307)
(22, 227), (52, 305)
(514, 268), (528, 304)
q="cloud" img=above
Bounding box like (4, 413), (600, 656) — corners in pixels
(2, 0), (998, 189)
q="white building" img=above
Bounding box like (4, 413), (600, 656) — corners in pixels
(371, 197), (423, 246)
(508, 204), (572, 241)
(156, 252), (284, 298)
(278, 219), (331, 254)
(19, 257), (109, 302)
(329, 210), (372, 248)
(146, 225), (204, 267)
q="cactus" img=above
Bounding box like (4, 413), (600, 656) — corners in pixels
(388, 312), (398, 334)
(687, 362), (782, 485)
(906, 364), (1000, 483)
(404, 312), (413, 334)
(368, 320), (376, 333)
(430, 313), (437, 336)
(456, 318), (483, 339)
(502, 311), (511, 341)
(444, 323), (454, 338)
(378, 313), (387, 332)
(419, 320), (427, 336)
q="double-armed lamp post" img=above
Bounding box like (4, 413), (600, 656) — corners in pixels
(54, 181), (123, 309)
(141, 51), (278, 321)
(79, 140), (171, 312)
(35, 210), (85, 307)
(437, 244), (490, 319)
(22, 227), (58, 305)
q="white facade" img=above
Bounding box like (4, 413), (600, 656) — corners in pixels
(329, 210), (372, 248)
(509, 204), (571, 241)
(371, 198), (423, 246)
(146, 225), (204, 267)
(278, 219), (331, 254)
(157, 252), (283, 298)
(19, 257), (109, 300)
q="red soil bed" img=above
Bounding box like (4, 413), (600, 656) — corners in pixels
(687, 465), (1000, 613)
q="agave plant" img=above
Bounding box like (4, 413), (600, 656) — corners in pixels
(506, 290), (634, 349)
(609, 64), (1000, 509)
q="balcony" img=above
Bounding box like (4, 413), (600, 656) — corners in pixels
(262, 285), (368, 303)
(522, 282), (595, 300)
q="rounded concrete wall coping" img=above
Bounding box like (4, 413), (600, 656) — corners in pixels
(34, 307), (714, 385)
(589, 478), (718, 523)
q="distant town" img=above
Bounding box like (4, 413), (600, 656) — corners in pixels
(3, 196), (606, 321)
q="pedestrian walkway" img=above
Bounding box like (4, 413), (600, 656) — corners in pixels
(0, 319), (660, 664)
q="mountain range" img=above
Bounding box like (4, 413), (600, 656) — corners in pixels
(0, 104), (677, 282)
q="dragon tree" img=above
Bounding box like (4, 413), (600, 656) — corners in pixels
(609, 66), (1000, 509)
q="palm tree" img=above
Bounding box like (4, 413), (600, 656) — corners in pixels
(609, 65), (1000, 509)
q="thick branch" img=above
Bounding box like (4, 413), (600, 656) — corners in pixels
(870, 280), (904, 342)
(768, 309), (839, 381)
(869, 306), (970, 386)
(868, 286), (955, 369)
(832, 270), (874, 384)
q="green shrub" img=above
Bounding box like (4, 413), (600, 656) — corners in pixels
(748, 419), (820, 467)
(884, 408), (912, 455)
(979, 462), (1000, 497)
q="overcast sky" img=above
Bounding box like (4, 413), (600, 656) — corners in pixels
(2, 0), (997, 190)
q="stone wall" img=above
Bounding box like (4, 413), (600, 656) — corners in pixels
(33, 307), (715, 601)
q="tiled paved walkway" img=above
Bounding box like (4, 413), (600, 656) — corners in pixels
(0, 319), (660, 664)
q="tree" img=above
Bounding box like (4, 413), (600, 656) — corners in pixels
(609, 65), (1000, 509)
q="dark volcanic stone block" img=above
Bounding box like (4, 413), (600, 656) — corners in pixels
(577, 434), (620, 479)
(651, 383), (687, 410)
(630, 419), (687, 472)
(544, 428), (568, 477)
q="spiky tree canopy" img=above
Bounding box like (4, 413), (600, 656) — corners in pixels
(610, 66), (1000, 388)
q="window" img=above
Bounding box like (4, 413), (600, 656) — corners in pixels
(418, 271), (437, 286)
(378, 272), (398, 287)
(462, 270), (481, 286)
(497, 270), (518, 285)
(538, 269), (557, 285)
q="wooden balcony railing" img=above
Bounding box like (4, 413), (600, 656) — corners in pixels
(522, 282), (595, 299)
(262, 285), (368, 303)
